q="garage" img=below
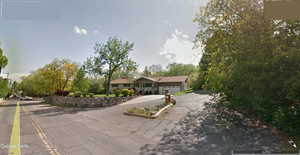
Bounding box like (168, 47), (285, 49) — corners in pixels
(159, 86), (181, 95)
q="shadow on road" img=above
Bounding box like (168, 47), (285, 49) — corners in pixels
(140, 100), (291, 155)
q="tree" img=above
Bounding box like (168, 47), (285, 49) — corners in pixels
(0, 78), (9, 98)
(0, 48), (8, 74)
(85, 37), (138, 95)
(19, 59), (79, 96)
(195, 0), (300, 144)
(72, 67), (90, 93)
(142, 66), (151, 76)
(149, 64), (162, 73)
(165, 63), (197, 76)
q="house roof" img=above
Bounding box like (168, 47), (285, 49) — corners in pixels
(111, 76), (188, 84)
(154, 76), (188, 83)
(135, 76), (158, 82)
(111, 78), (132, 84)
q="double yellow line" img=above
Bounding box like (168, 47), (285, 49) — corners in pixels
(8, 102), (21, 155)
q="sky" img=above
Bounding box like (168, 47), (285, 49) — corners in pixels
(0, 0), (208, 80)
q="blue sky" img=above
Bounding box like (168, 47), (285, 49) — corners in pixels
(0, 0), (208, 79)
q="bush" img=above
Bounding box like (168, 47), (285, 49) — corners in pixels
(128, 89), (134, 96)
(0, 79), (9, 98)
(121, 89), (130, 97)
(55, 90), (70, 96)
(82, 92), (88, 97)
(113, 89), (121, 97)
(74, 91), (82, 98)
(88, 93), (94, 98)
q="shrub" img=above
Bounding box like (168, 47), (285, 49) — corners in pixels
(82, 92), (88, 97)
(74, 91), (82, 98)
(55, 90), (70, 96)
(121, 89), (130, 97)
(0, 79), (9, 98)
(128, 89), (134, 96)
(88, 93), (94, 97)
(113, 89), (121, 97)
(68, 92), (74, 97)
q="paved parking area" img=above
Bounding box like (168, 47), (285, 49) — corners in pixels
(0, 93), (210, 155)
(0, 93), (209, 155)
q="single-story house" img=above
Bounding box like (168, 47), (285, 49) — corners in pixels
(110, 76), (188, 95)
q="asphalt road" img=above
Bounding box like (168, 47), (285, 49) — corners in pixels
(0, 93), (210, 155)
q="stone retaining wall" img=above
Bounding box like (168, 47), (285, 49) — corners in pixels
(44, 96), (137, 108)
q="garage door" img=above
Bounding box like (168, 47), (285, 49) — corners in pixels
(159, 86), (181, 95)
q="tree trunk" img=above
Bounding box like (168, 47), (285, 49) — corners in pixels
(106, 73), (112, 95)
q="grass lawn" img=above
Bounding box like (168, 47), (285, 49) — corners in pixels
(175, 88), (193, 96)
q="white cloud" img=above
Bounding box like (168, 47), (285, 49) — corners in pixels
(73, 26), (88, 35)
(159, 29), (202, 65)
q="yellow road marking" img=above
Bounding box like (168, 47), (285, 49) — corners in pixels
(22, 106), (60, 155)
(8, 102), (21, 155)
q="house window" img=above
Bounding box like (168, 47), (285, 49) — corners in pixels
(144, 83), (152, 87)
(123, 84), (131, 87)
(112, 84), (119, 87)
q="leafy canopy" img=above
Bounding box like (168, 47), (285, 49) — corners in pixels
(0, 48), (8, 74)
(85, 37), (138, 94)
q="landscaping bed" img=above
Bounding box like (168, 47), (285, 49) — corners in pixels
(124, 102), (174, 119)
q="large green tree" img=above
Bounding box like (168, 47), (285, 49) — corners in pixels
(20, 59), (79, 96)
(72, 67), (90, 93)
(195, 0), (300, 145)
(85, 37), (138, 95)
(0, 48), (8, 74)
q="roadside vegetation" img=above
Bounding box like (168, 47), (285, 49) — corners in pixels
(195, 0), (300, 148)
(17, 37), (202, 98)
(0, 48), (9, 98)
(174, 88), (193, 96)
(126, 102), (173, 118)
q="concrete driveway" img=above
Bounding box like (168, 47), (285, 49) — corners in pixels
(0, 93), (210, 155)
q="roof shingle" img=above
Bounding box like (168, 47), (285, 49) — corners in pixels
(111, 76), (188, 84)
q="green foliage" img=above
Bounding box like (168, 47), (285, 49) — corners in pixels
(128, 89), (134, 96)
(0, 48), (8, 74)
(88, 93), (94, 98)
(87, 78), (105, 94)
(84, 37), (138, 95)
(188, 72), (203, 90)
(142, 66), (151, 76)
(0, 78), (9, 98)
(175, 89), (193, 96)
(196, 0), (300, 146)
(72, 67), (90, 93)
(74, 91), (82, 98)
(19, 59), (79, 96)
(82, 92), (88, 97)
(113, 89), (121, 97)
(165, 63), (197, 76)
(121, 89), (130, 97)
(150, 63), (198, 77)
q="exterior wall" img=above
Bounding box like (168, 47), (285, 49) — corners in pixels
(158, 82), (182, 94)
(110, 77), (189, 95)
(134, 78), (158, 94)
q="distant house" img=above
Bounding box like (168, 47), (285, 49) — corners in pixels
(110, 76), (188, 95)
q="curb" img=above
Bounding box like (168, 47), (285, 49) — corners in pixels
(124, 104), (174, 119)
